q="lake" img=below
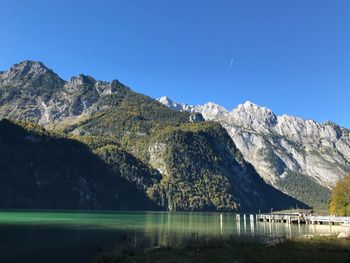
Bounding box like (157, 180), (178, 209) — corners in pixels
(0, 211), (345, 263)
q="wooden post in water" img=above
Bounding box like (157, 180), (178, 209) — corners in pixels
(220, 213), (223, 222)
(243, 214), (246, 222)
(236, 214), (240, 222)
(250, 214), (254, 222)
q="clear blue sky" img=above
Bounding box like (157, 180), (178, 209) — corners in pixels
(1, 0), (349, 128)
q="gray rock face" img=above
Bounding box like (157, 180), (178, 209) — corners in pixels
(158, 97), (350, 208)
(0, 61), (127, 126)
(189, 113), (204, 123)
(0, 61), (55, 85)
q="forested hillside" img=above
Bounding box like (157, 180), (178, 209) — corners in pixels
(0, 119), (157, 210)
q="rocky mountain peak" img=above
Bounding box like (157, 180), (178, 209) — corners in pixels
(0, 60), (64, 86)
(11, 60), (48, 73)
(202, 101), (227, 111)
(242, 100), (258, 108)
(235, 101), (276, 117)
(71, 74), (96, 84)
(157, 96), (188, 111)
(65, 75), (124, 97)
(0, 60), (56, 84)
(231, 101), (277, 132)
(158, 96), (173, 106)
(67, 74), (97, 90)
(158, 96), (171, 103)
(192, 102), (229, 120)
(157, 97), (231, 120)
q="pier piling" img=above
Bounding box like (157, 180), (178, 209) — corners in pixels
(256, 213), (350, 226)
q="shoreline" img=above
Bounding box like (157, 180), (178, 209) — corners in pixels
(97, 235), (350, 263)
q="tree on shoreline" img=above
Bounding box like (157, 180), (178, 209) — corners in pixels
(329, 174), (350, 216)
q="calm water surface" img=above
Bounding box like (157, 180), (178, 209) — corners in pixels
(0, 211), (345, 263)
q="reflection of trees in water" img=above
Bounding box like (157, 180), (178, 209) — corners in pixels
(115, 213), (347, 252)
(140, 212), (226, 248)
(255, 221), (343, 239)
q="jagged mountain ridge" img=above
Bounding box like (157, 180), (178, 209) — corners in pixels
(158, 96), (350, 209)
(0, 60), (305, 212)
(0, 60), (130, 126)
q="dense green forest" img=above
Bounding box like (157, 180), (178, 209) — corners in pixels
(276, 171), (331, 210)
(0, 119), (157, 210)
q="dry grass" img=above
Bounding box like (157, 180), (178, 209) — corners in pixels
(96, 235), (350, 263)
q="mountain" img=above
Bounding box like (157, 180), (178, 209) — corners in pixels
(145, 122), (305, 211)
(158, 96), (350, 209)
(0, 60), (131, 126)
(0, 60), (305, 212)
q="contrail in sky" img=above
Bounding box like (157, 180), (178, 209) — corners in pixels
(228, 58), (234, 70)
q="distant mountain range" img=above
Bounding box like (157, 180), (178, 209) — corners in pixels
(158, 96), (350, 209)
(0, 60), (342, 212)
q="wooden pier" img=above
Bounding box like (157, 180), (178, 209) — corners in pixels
(255, 213), (350, 225)
(219, 213), (350, 226)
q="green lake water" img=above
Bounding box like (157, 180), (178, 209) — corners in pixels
(0, 211), (345, 263)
